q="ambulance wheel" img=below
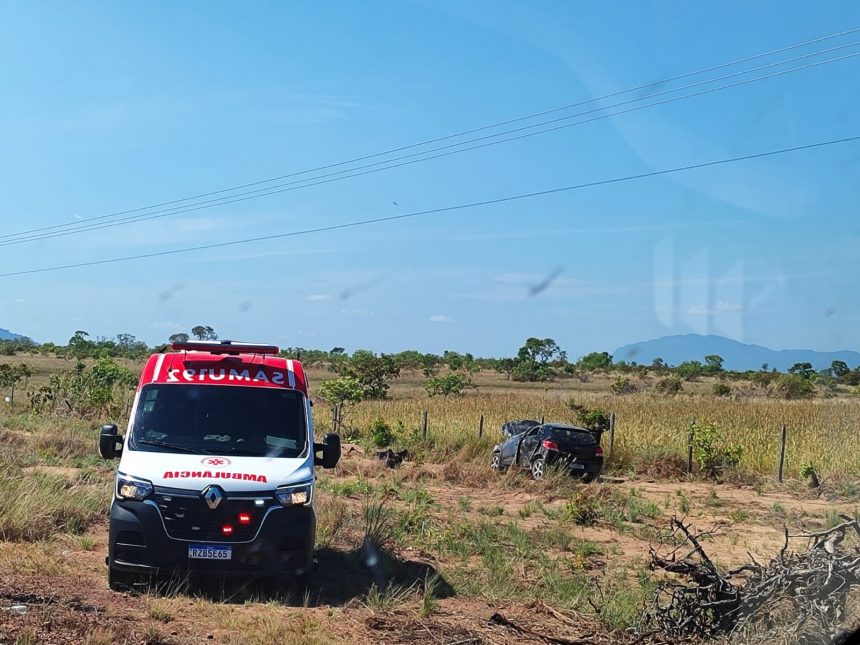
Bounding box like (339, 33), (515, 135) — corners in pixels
(108, 565), (137, 592)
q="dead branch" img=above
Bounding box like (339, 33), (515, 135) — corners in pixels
(644, 515), (860, 642)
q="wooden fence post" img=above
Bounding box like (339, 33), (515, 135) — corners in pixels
(422, 410), (429, 440)
(478, 414), (484, 438)
(540, 415), (545, 425)
(686, 430), (694, 475)
(777, 424), (787, 483)
(608, 412), (616, 457)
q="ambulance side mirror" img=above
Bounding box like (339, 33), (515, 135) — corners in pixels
(314, 433), (341, 469)
(99, 424), (123, 459)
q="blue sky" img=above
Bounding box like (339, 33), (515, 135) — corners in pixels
(1, 1), (858, 358)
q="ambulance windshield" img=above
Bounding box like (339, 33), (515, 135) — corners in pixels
(128, 384), (307, 458)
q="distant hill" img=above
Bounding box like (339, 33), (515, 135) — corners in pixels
(613, 334), (860, 372)
(0, 327), (23, 341)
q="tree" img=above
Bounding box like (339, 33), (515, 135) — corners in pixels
(169, 333), (190, 344)
(425, 373), (475, 397)
(788, 362), (815, 380)
(831, 360), (850, 379)
(651, 357), (668, 371)
(317, 376), (364, 430)
(68, 330), (95, 359)
(494, 357), (517, 380)
(337, 350), (400, 399)
(512, 338), (563, 382)
(704, 355), (724, 376)
(0, 363), (31, 403)
(115, 333), (148, 359)
(191, 325), (217, 341)
(578, 351), (613, 372)
(675, 360), (704, 381)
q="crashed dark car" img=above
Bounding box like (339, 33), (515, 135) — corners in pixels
(501, 419), (541, 438)
(491, 423), (603, 482)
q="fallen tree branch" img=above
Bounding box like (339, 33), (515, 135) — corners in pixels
(645, 515), (860, 641)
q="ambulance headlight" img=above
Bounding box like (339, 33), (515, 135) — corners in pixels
(116, 475), (153, 501)
(276, 483), (312, 506)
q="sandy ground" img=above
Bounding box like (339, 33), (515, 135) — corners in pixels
(1, 449), (857, 644)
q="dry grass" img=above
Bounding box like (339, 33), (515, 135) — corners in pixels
(315, 384), (860, 480)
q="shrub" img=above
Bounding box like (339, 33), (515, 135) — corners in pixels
(712, 382), (732, 397)
(27, 357), (135, 418)
(656, 376), (683, 396)
(369, 418), (394, 448)
(336, 350), (401, 400)
(770, 374), (815, 400)
(567, 401), (610, 433)
(425, 373), (474, 397)
(609, 376), (637, 395)
(689, 420), (742, 478)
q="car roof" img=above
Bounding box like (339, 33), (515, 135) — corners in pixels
(138, 351), (308, 396)
(544, 423), (592, 433)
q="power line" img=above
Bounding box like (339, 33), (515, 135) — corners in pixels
(4, 48), (859, 248)
(1, 135), (856, 279)
(2, 25), (859, 242)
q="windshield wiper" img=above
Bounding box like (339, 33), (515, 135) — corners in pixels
(136, 439), (208, 454)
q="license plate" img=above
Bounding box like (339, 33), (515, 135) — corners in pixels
(569, 463), (585, 470)
(188, 544), (232, 560)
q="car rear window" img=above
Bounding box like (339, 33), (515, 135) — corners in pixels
(549, 427), (596, 445)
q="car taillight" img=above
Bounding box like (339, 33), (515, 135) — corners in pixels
(595, 446), (604, 457)
(237, 513), (251, 525)
(542, 439), (559, 451)
(221, 524), (234, 536)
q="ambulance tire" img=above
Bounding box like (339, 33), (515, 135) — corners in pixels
(108, 565), (137, 592)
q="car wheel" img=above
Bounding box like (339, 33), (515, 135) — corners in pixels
(491, 452), (502, 471)
(580, 471), (596, 483)
(531, 458), (546, 481)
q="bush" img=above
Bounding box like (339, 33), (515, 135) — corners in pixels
(425, 373), (474, 397)
(770, 374), (815, 400)
(712, 382), (732, 397)
(27, 357), (135, 418)
(656, 376), (683, 396)
(567, 401), (610, 434)
(336, 350), (400, 400)
(609, 376), (637, 395)
(689, 420), (742, 479)
(369, 418), (394, 448)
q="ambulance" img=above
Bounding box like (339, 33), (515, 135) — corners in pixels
(98, 340), (340, 590)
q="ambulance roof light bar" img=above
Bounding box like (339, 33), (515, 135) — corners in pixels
(170, 340), (281, 355)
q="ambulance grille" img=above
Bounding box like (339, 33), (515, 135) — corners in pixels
(153, 490), (277, 542)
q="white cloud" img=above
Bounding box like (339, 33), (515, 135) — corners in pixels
(686, 301), (745, 316)
(305, 294), (332, 302)
(429, 314), (454, 323)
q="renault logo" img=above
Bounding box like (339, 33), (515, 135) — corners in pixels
(202, 485), (223, 510)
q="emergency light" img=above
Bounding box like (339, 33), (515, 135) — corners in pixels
(170, 340), (280, 355)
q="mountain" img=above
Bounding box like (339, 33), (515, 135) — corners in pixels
(0, 327), (24, 341)
(613, 334), (860, 372)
